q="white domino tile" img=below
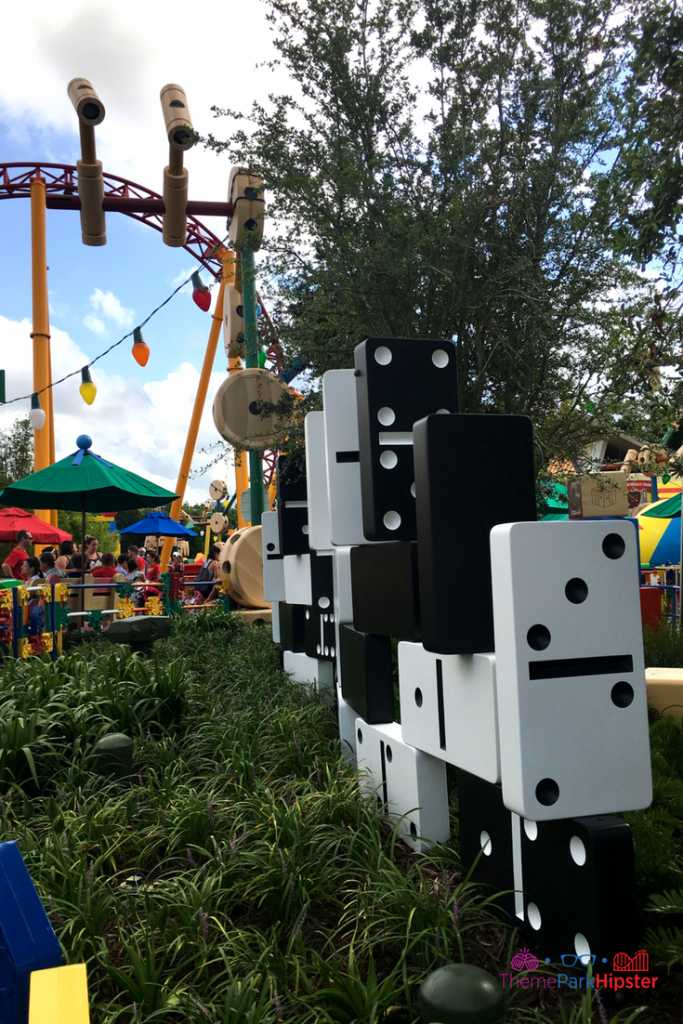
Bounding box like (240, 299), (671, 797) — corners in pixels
(490, 519), (652, 820)
(398, 642), (500, 783)
(354, 719), (450, 851)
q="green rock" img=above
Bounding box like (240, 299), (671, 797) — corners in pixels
(105, 615), (172, 651)
(94, 733), (134, 780)
(418, 963), (506, 1024)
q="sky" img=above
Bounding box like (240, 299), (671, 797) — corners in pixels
(0, 0), (291, 504)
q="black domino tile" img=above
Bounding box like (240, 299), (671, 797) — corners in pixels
(350, 542), (420, 641)
(278, 602), (307, 653)
(519, 814), (637, 962)
(354, 337), (459, 542)
(414, 413), (536, 654)
(457, 769), (516, 920)
(304, 553), (337, 661)
(339, 624), (394, 724)
(276, 455), (310, 555)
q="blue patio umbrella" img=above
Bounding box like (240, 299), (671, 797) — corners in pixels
(118, 511), (197, 538)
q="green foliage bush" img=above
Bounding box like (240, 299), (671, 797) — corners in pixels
(0, 616), (679, 1022)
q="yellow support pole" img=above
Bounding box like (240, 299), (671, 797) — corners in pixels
(46, 340), (58, 528)
(160, 253), (233, 571)
(30, 178), (53, 525)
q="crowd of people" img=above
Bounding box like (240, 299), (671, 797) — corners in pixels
(1, 531), (220, 607)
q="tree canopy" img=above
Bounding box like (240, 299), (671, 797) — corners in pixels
(206, 0), (683, 467)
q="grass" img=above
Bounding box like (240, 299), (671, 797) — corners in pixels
(0, 611), (679, 1022)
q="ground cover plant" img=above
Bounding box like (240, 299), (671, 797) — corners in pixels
(0, 612), (681, 1022)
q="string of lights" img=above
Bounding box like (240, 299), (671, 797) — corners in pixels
(2, 262), (218, 418)
(2, 232), (284, 419)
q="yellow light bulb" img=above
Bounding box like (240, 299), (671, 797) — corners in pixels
(80, 381), (97, 405)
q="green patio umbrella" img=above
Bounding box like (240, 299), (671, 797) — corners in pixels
(0, 435), (179, 611)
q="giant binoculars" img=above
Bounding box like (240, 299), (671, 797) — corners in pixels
(67, 77), (107, 245)
(160, 84), (196, 247)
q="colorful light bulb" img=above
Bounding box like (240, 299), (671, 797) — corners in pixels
(132, 327), (150, 367)
(79, 366), (97, 406)
(28, 392), (46, 430)
(191, 270), (211, 311)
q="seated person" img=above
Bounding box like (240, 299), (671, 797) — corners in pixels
(66, 552), (84, 579)
(127, 545), (147, 573)
(126, 557), (146, 606)
(23, 557), (45, 631)
(56, 540), (75, 573)
(115, 554), (129, 576)
(92, 552), (122, 596)
(145, 551), (161, 597)
(22, 556), (43, 584)
(194, 545), (222, 605)
(83, 535), (102, 571)
(39, 551), (65, 583)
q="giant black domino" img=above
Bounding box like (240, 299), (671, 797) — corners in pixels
(414, 413), (537, 654)
(351, 541), (420, 641)
(276, 455), (309, 555)
(519, 813), (638, 962)
(339, 624), (394, 723)
(457, 769), (517, 920)
(354, 338), (459, 542)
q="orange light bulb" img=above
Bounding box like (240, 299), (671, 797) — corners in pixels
(132, 341), (150, 367)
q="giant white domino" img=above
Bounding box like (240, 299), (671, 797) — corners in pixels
(490, 519), (652, 820)
(322, 369), (368, 545)
(398, 643), (500, 784)
(355, 719), (450, 852)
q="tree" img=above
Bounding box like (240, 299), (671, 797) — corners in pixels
(0, 418), (33, 491)
(57, 511), (118, 555)
(206, 0), (682, 466)
(610, 0), (683, 272)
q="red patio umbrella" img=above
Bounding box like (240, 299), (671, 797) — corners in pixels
(0, 507), (72, 544)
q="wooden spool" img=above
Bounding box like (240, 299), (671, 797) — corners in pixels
(213, 367), (291, 450)
(218, 526), (268, 608)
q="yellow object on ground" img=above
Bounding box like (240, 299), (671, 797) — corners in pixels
(646, 668), (683, 720)
(29, 964), (90, 1024)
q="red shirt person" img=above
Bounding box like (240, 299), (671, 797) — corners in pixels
(92, 552), (122, 595)
(127, 545), (147, 574)
(2, 529), (33, 581)
(145, 552), (161, 597)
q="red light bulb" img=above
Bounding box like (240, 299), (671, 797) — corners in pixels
(191, 270), (211, 311)
(193, 286), (211, 311)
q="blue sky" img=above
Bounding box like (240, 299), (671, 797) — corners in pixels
(0, 0), (286, 503)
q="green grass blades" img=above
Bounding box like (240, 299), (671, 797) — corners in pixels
(0, 616), (681, 1022)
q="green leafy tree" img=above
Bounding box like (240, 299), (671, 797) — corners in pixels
(206, 0), (681, 466)
(0, 418), (34, 491)
(57, 511), (118, 554)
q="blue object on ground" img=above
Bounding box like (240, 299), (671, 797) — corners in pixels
(0, 841), (62, 1024)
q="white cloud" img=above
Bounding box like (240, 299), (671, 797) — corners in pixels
(83, 313), (107, 336)
(0, 0), (289, 231)
(0, 314), (234, 505)
(89, 288), (134, 328)
(172, 268), (196, 288)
